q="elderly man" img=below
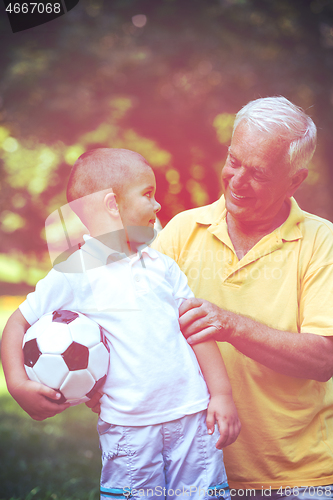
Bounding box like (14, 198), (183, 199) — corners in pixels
(153, 97), (333, 498)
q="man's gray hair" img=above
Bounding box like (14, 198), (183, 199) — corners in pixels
(233, 96), (317, 173)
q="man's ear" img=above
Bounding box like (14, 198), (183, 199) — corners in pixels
(287, 168), (308, 197)
(104, 192), (120, 217)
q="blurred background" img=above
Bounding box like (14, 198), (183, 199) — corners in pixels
(1, 0), (333, 298)
(1, 0), (333, 498)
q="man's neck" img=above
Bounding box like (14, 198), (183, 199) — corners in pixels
(226, 202), (290, 260)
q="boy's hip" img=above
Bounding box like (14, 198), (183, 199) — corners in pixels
(98, 410), (229, 500)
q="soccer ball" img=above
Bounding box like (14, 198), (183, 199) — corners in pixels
(22, 310), (110, 405)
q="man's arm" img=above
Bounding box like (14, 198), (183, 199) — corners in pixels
(1, 308), (69, 420)
(179, 298), (333, 382)
(192, 340), (241, 448)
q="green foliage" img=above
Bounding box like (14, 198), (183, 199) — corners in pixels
(0, 369), (100, 500)
(213, 114), (235, 145)
(1, 0), (333, 291)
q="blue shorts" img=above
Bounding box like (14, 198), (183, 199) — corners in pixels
(98, 410), (230, 500)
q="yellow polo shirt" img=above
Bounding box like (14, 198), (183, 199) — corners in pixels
(153, 196), (333, 490)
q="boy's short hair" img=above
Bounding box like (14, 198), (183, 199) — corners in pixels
(66, 148), (150, 204)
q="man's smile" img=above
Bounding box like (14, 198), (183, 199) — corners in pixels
(229, 189), (251, 202)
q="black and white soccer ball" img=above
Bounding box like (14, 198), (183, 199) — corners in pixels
(22, 310), (110, 405)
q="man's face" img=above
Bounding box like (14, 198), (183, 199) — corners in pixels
(222, 121), (298, 228)
(117, 164), (161, 228)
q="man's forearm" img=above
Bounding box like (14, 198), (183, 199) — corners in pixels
(179, 298), (333, 382)
(219, 311), (333, 382)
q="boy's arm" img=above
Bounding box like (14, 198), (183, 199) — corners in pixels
(163, 256), (241, 448)
(192, 340), (241, 449)
(1, 308), (69, 420)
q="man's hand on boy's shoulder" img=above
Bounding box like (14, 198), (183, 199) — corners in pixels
(12, 380), (70, 420)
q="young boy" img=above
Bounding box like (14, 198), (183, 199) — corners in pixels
(1, 148), (241, 500)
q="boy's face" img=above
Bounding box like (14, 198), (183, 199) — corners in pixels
(117, 165), (161, 228)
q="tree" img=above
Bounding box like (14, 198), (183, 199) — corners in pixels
(1, 0), (333, 291)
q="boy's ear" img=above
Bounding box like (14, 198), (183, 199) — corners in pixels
(104, 193), (120, 217)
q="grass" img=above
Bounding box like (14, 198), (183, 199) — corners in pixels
(0, 297), (101, 500)
(0, 365), (101, 500)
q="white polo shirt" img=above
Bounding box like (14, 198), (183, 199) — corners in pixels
(20, 235), (209, 426)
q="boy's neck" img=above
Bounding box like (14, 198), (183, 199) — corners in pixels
(91, 225), (155, 257)
(93, 229), (132, 256)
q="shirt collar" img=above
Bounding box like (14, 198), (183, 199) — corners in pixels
(193, 195), (304, 253)
(194, 196), (227, 226)
(82, 234), (117, 264)
(82, 234), (159, 265)
(276, 197), (304, 242)
(194, 195), (304, 240)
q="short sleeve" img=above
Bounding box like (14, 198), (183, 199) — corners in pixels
(300, 263), (333, 336)
(299, 221), (333, 337)
(165, 256), (194, 309)
(19, 269), (75, 326)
